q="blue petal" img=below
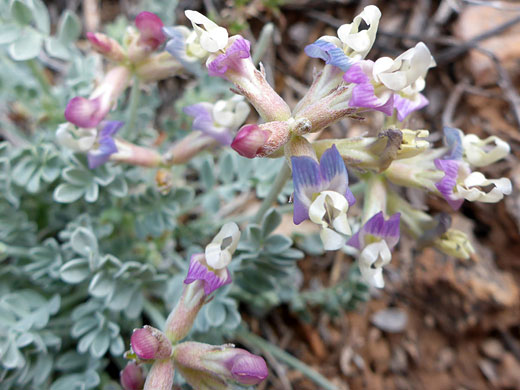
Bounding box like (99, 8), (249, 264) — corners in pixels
(319, 145), (356, 205)
(443, 126), (463, 160)
(291, 156), (323, 224)
(304, 40), (354, 71)
(99, 121), (124, 138)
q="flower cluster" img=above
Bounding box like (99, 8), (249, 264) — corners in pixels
(161, 6), (512, 289)
(121, 223), (268, 390)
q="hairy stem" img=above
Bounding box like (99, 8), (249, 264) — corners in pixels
(126, 76), (141, 134)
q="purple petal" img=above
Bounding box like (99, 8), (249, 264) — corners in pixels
(65, 96), (104, 128)
(348, 212), (401, 249)
(291, 156), (323, 224)
(207, 37), (251, 78)
(393, 93), (428, 122)
(343, 62), (371, 84)
(99, 120), (124, 137)
(228, 351), (269, 385)
(434, 159), (464, 210)
(184, 104), (232, 145)
(349, 82), (394, 116)
(304, 40), (354, 71)
(319, 144), (356, 205)
(184, 254), (231, 296)
(443, 126), (463, 160)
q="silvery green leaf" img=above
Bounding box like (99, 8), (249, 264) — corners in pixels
(123, 289), (143, 319)
(53, 184), (85, 203)
(70, 227), (98, 258)
(88, 272), (115, 298)
(89, 328), (110, 358)
(57, 10), (81, 44)
(261, 208), (281, 237)
(2, 339), (25, 368)
(205, 301), (226, 327)
(265, 235), (292, 254)
(200, 157), (215, 189)
(30, 0), (50, 34)
(33, 353), (53, 385)
(77, 329), (97, 354)
(0, 23), (22, 44)
(60, 258), (90, 283)
(55, 350), (88, 371)
(10, 0), (33, 25)
(44, 36), (70, 60)
(8, 28), (42, 61)
(107, 175), (128, 197)
(218, 152), (236, 184)
(71, 317), (98, 338)
(15, 332), (34, 347)
(109, 335), (124, 356)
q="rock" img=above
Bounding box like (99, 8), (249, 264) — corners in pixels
(371, 308), (408, 333)
(480, 338), (504, 361)
(454, 6), (520, 85)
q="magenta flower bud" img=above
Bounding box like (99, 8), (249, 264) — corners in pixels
(231, 124), (270, 158)
(231, 121), (291, 158)
(86, 32), (126, 62)
(173, 341), (268, 388)
(143, 359), (174, 390)
(135, 11), (165, 50)
(120, 362), (145, 390)
(131, 326), (172, 360)
(65, 66), (131, 128)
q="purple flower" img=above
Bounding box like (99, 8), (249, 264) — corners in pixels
(207, 36), (251, 78)
(343, 62), (394, 116)
(434, 158), (465, 210)
(291, 144), (355, 224)
(184, 103), (232, 145)
(130, 326), (172, 360)
(304, 39), (355, 71)
(184, 253), (231, 296)
(348, 212), (401, 250)
(135, 11), (165, 50)
(120, 362), (145, 390)
(87, 121), (123, 169)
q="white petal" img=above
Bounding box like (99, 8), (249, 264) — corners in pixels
(358, 241), (391, 288)
(56, 123), (96, 151)
(320, 227), (347, 251)
(338, 5), (381, 58)
(185, 10), (228, 53)
(455, 172), (512, 203)
(205, 222), (241, 269)
(462, 134), (510, 167)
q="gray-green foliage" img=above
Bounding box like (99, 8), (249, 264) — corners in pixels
(0, 1), (368, 388)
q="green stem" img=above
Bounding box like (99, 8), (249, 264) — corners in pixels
(235, 328), (338, 390)
(126, 76), (141, 134)
(27, 59), (52, 96)
(253, 162), (291, 224)
(143, 299), (166, 329)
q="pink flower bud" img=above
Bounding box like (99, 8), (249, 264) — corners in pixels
(86, 32), (126, 62)
(231, 124), (271, 158)
(120, 362), (145, 390)
(135, 11), (165, 50)
(143, 359), (174, 390)
(228, 350), (269, 385)
(131, 326), (172, 360)
(232, 121), (291, 158)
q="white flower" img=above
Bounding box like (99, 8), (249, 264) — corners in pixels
(454, 171), (512, 203)
(373, 42), (435, 91)
(358, 240), (391, 288)
(205, 222), (241, 270)
(56, 123), (96, 151)
(309, 191), (351, 250)
(185, 10), (228, 53)
(212, 96), (250, 129)
(319, 5), (381, 59)
(462, 134), (510, 167)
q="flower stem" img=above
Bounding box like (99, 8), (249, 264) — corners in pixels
(27, 59), (52, 96)
(253, 161), (291, 224)
(235, 328), (338, 390)
(126, 76), (141, 134)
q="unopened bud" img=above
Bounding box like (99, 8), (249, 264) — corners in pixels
(120, 362), (145, 390)
(86, 32), (126, 62)
(434, 228), (475, 259)
(131, 326), (172, 360)
(231, 124), (271, 158)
